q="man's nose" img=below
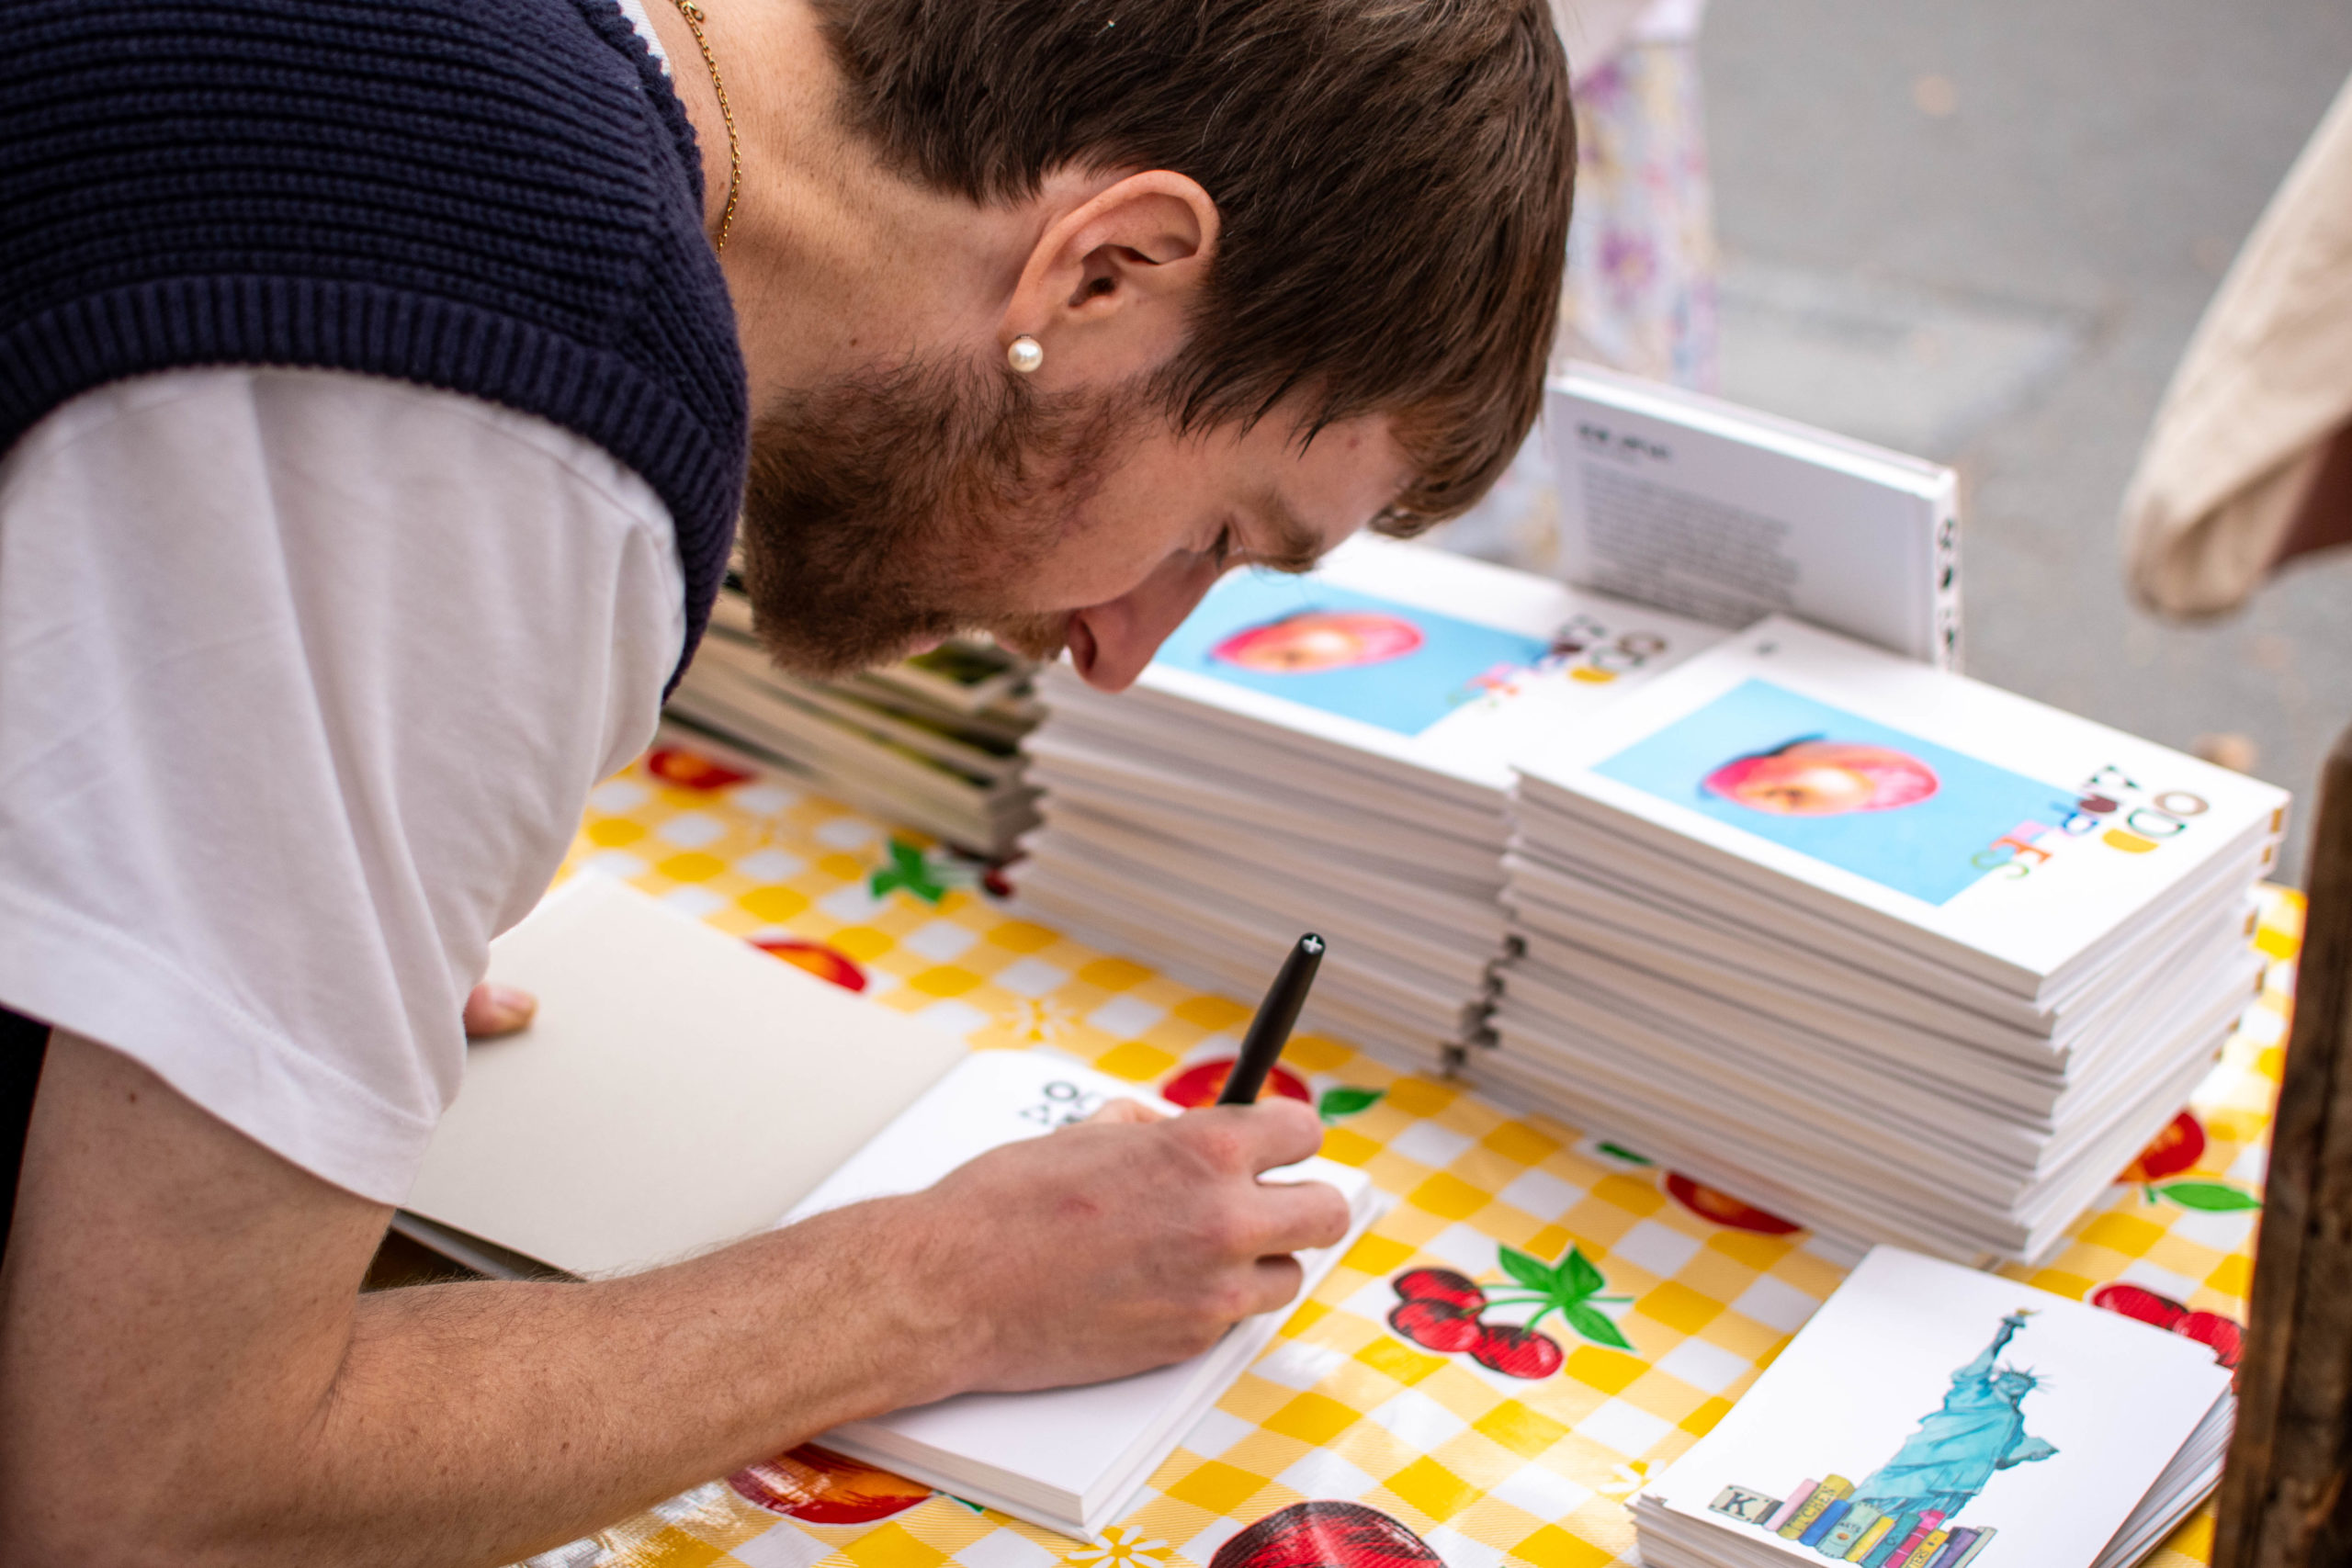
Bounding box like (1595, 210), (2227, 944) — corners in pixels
(1069, 554), (1221, 693)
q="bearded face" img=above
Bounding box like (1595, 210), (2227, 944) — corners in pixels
(737, 357), (1139, 677)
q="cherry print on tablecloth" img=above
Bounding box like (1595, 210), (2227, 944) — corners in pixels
(1385, 1243), (1632, 1378)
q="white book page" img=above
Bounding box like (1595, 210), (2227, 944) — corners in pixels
(781, 1052), (1378, 1507)
(1547, 367), (1960, 665)
(1514, 617), (2288, 980)
(402, 874), (970, 1278)
(1117, 535), (1727, 787)
(1645, 1248), (2232, 1568)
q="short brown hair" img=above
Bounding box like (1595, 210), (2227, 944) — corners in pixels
(811, 0), (1575, 529)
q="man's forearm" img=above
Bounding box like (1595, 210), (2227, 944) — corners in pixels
(290, 1205), (951, 1566)
(5, 1030), (1341, 1567)
(0, 1034), (960, 1568)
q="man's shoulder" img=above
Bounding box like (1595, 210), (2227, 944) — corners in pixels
(4, 0), (680, 277)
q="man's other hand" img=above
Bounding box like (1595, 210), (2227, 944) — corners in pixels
(462, 982), (537, 1038)
(888, 1096), (1351, 1398)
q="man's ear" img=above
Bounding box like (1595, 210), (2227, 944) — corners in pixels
(1001, 171), (1219, 386)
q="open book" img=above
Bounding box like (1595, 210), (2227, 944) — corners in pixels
(782, 1052), (1383, 1536)
(398, 875), (1380, 1538)
(1636, 1248), (2235, 1568)
(399, 873), (970, 1279)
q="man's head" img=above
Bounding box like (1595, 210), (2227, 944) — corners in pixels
(737, 0), (1574, 689)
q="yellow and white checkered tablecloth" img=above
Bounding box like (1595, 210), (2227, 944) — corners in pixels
(519, 735), (2290, 1568)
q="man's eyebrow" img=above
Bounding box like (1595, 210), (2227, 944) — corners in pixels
(1249, 491), (1325, 574)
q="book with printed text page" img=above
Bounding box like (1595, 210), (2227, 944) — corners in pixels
(1547, 364), (1961, 667)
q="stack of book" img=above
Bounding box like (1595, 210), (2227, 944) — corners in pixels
(1637, 1247), (2235, 1568)
(1479, 615), (2288, 1261)
(667, 578), (1042, 858)
(1013, 536), (1724, 1071)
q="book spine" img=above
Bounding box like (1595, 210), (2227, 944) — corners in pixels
(1800, 1499), (1854, 1548)
(1862, 1514), (1918, 1568)
(1768, 1478), (1821, 1532)
(1932, 479), (1962, 671)
(1875, 1510), (1943, 1567)
(1846, 1513), (1901, 1563)
(1925, 1528), (1977, 1568)
(1708, 1485), (1783, 1526)
(1778, 1477), (1853, 1540)
(1943, 1528), (1995, 1568)
(1819, 1502), (1884, 1558)
(1897, 1528), (1951, 1568)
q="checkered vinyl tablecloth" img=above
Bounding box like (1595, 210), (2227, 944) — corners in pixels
(516, 734), (2290, 1568)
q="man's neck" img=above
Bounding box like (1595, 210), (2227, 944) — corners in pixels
(634, 0), (1046, 407)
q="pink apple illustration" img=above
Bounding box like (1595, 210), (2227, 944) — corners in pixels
(1211, 611), (1423, 673)
(1704, 739), (1939, 816)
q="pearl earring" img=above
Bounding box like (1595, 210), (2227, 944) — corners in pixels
(1006, 335), (1045, 374)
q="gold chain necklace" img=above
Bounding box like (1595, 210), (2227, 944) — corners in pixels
(667, 0), (741, 252)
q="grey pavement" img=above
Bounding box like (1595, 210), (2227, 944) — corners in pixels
(1700, 0), (2352, 881)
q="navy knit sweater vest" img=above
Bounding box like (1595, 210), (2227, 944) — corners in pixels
(0, 0), (750, 684)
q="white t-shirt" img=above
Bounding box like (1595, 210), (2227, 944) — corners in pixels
(0, 367), (684, 1203)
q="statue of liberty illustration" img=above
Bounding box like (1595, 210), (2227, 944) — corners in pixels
(1857, 1310), (2057, 1523)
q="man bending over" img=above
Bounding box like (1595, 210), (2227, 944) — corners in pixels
(0, 0), (1573, 1560)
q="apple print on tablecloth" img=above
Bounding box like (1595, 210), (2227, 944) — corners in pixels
(727, 1444), (930, 1524)
(1385, 1243), (1633, 1378)
(2090, 1283), (2245, 1371)
(1665, 1172), (1803, 1235)
(1160, 1058), (1386, 1124)
(646, 747), (752, 791)
(2119, 1111), (2261, 1212)
(1209, 1500), (1440, 1568)
(749, 936), (868, 992)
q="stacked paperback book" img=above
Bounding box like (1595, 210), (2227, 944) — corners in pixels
(668, 576), (1042, 857)
(1480, 615), (2289, 1261)
(1014, 536), (1724, 1071)
(1636, 1247), (2235, 1568)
